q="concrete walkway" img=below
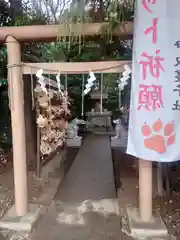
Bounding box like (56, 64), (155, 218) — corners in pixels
(32, 135), (120, 240)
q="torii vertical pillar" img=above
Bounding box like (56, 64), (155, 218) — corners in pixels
(6, 36), (28, 216)
(139, 159), (152, 221)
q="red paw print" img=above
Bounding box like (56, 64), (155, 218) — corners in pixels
(141, 119), (176, 154)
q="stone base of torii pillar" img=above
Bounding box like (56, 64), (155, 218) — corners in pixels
(126, 206), (168, 239)
(0, 204), (46, 233)
(126, 159), (168, 239)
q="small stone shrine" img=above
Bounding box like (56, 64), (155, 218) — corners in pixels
(86, 90), (112, 129)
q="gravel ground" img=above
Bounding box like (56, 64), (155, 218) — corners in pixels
(0, 147), (79, 239)
(0, 170), (49, 218)
(154, 193), (180, 237)
(0, 147), (79, 220)
(2, 142), (180, 239)
(0, 149), (50, 219)
(0, 169), (49, 240)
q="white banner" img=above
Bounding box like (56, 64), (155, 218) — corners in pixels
(127, 0), (180, 162)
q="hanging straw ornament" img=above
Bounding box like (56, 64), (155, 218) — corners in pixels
(81, 74), (85, 117)
(56, 71), (64, 96)
(64, 73), (68, 112)
(100, 72), (103, 114)
(30, 68), (35, 109)
(36, 69), (47, 93)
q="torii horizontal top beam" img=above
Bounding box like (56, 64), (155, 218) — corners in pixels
(22, 61), (131, 74)
(0, 22), (133, 43)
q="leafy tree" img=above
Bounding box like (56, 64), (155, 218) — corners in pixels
(0, 0), (12, 26)
(0, 0), (13, 148)
(0, 0), (133, 131)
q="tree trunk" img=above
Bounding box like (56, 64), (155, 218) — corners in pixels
(9, 0), (23, 20)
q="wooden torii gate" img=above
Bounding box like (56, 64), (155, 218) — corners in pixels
(1, 22), (154, 228)
(0, 22), (133, 217)
(1, 23), (155, 223)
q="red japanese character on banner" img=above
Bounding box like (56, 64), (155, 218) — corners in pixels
(144, 18), (158, 44)
(142, 0), (156, 13)
(139, 50), (165, 80)
(138, 84), (164, 111)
